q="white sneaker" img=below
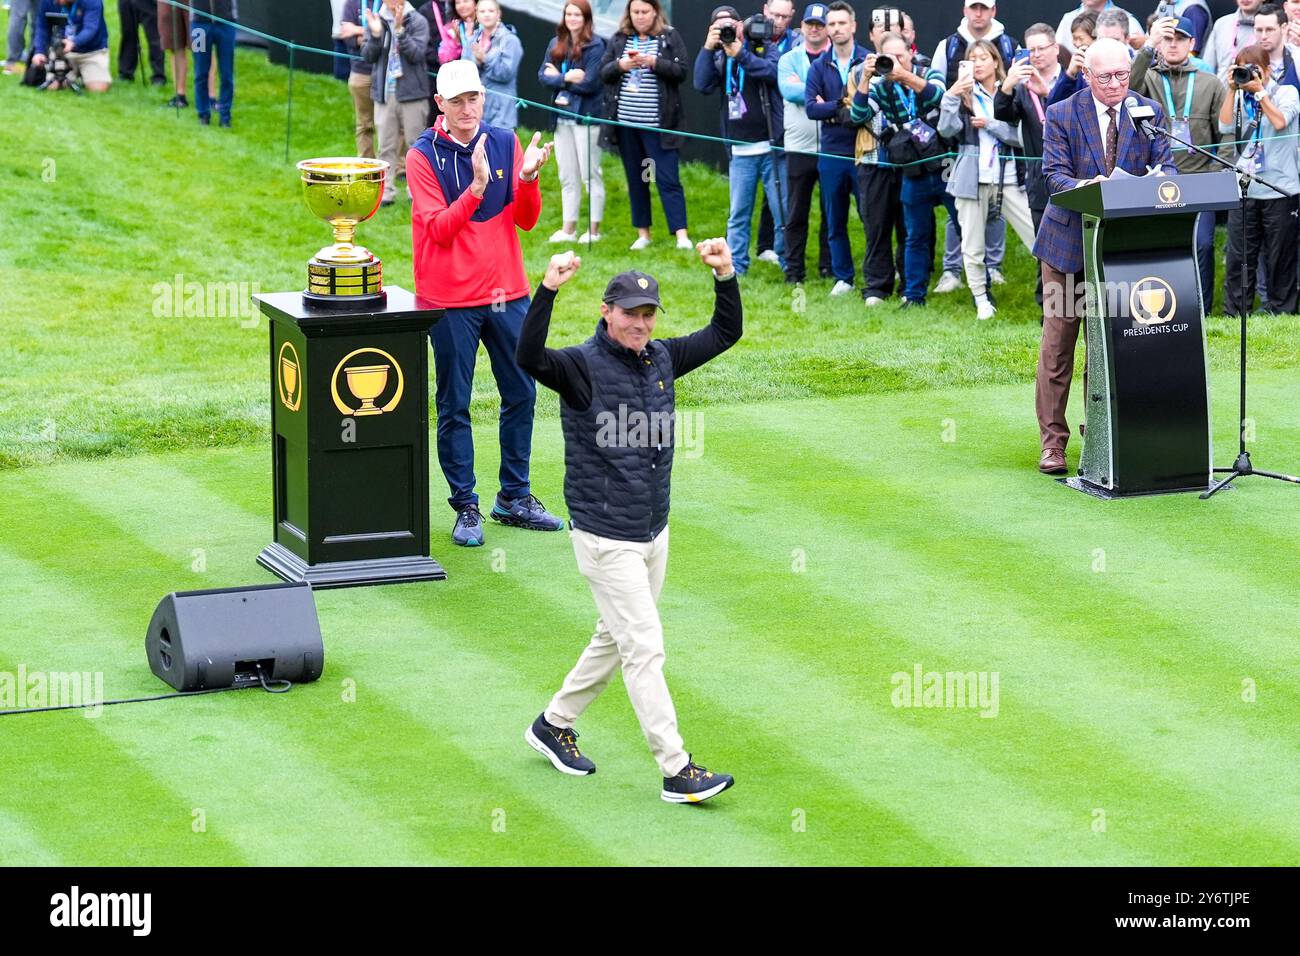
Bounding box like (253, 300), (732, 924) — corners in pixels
(989, 268), (1006, 286)
(549, 229), (578, 243)
(830, 280), (854, 297)
(630, 236), (652, 251)
(975, 295), (997, 321)
(864, 295), (884, 306)
(757, 249), (781, 265)
(577, 231), (602, 243)
(934, 271), (964, 294)
(675, 235), (693, 250)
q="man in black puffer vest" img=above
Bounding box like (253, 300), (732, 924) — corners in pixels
(515, 239), (741, 805)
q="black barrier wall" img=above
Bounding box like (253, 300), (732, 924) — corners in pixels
(257, 0), (1242, 167)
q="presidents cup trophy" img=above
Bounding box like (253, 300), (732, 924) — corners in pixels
(298, 157), (388, 308)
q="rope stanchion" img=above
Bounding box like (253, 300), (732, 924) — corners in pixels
(286, 45), (295, 164)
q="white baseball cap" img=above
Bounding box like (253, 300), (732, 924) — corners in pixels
(437, 60), (485, 100)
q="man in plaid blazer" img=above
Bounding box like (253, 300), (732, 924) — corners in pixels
(1031, 37), (1178, 475)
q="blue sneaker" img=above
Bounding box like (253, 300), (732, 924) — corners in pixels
(525, 713), (595, 776)
(661, 756), (734, 804)
(490, 493), (564, 532)
(452, 503), (485, 547)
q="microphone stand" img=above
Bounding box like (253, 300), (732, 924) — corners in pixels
(1131, 100), (1300, 499)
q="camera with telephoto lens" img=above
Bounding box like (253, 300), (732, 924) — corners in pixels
(719, 21), (737, 45)
(34, 12), (74, 89)
(743, 14), (773, 49)
(1231, 63), (1261, 86)
(873, 54), (894, 76)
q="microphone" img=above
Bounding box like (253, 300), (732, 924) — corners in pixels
(1124, 95), (1157, 138)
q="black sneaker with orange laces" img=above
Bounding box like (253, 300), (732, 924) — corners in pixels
(525, 713), (595, 776)
(661, 756), (735, 804)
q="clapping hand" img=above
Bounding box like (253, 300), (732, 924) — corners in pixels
(520, 131), (554, 181)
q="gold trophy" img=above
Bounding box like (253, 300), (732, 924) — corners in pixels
(298, 157), (389, 308)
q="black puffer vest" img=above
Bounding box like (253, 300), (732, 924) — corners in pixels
(560, 320), (676, 542)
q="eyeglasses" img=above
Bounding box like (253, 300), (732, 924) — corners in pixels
(1089, 69), (1131, 85)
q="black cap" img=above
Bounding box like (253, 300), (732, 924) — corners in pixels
(711, 5), (741, 22)
(603, 270), (664, 311)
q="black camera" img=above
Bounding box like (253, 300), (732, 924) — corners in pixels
(719, 22), (737, 45)
(874, 54), (894, 76)
(744, 14), (774, 47)
(1231, 63), (1261, 86)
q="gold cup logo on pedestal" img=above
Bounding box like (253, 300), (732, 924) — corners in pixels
(278, 341), (302, 412)
(1130, 277), (1177, 326)
(298, 157), (389, 305)
(331, 348), (405, 418)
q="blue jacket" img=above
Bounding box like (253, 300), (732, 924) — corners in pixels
(1032, 89), (1177, 274)
(466, 23), (523, 130)
(805, 43), (870, 157)
(35, 0), (108, 54)
(537, 35), (606, 124)
(694, 41), (784, 147)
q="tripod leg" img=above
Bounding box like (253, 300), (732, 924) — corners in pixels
(1200, 470), (1240, 500)
(1250, 468), (1300, 484)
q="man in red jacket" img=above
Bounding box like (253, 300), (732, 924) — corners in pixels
(409, 60), (561, 547)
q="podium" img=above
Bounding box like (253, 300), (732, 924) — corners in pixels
(252, 287), (447, 588)
(1050, 170), (1239, 496)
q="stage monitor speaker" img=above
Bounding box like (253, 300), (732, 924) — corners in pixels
(145, 582), (324, 691)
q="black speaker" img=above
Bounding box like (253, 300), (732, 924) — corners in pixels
(145, 582), (325, 691)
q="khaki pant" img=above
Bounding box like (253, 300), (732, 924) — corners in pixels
(546, 527), (688, 778)
(954, 182), (1036, 298)
(375, 96), (426, 200)
(553, 120), (605, 228)
(348, 71), (376, 161)
(67, 47), (111, 87)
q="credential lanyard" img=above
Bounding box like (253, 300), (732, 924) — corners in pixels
(1159, 70), (1196, 121)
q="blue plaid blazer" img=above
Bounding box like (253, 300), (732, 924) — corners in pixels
(1032, 88), (1177, 275)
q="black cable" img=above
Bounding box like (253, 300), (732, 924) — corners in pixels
(0, 666), (296, 717)
(0, 684), (253, 717)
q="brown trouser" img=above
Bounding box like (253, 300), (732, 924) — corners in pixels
(1036, 262), (1087, 453)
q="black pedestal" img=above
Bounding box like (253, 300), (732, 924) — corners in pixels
(253, 287), (446, 588)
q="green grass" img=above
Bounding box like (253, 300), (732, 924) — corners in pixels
(1, 10), (1299, 866)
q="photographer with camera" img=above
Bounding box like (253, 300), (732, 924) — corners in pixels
(1130, 14), (1228, 312)
(806, 0), (870, 296)
(695, 3), (787, 276)
(31, 0), (109, 92)
(1219, 43), (1300, 314)
(850, 30), (944, 306)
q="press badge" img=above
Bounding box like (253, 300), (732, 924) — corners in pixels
(728, 93), (748, 120)
(1170, 118), (1191, 146)
(906, 118), (936, 146)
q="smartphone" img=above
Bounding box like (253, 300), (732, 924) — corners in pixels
(958, 60), (974, 79)
(871, 7), (902, 31)
(1014, 48), (1031, 64)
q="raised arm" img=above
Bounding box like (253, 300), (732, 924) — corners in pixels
(660, 239), (743, 379)
(516, 253), (593, 409)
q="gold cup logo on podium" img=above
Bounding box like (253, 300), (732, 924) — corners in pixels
(298, 157), (389, 308)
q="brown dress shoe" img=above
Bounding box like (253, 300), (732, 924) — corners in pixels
(1039, 448), (1067, 474)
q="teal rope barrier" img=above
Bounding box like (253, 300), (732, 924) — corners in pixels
(154, 1), (1292, 169)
